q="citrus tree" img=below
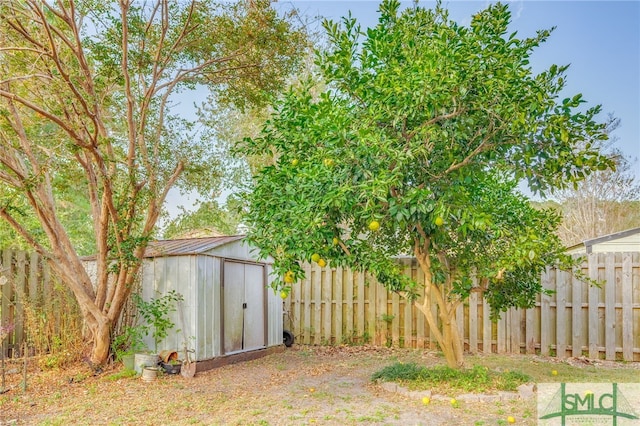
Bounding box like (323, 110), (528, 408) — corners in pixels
(242, 0), (613, 367)
(0, 0), (307, 365)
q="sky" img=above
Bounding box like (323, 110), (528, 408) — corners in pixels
(280, 1), (639, 169)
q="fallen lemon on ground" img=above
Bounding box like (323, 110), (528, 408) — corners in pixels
(551, 370), (558, 376)
(317, 259), (327, 268)
(422, 396), (430, 405)
(368, 220), (380, 231)
(507, 416), (516, 423)
(311, 253), (320, 263)
(450, 398), (458, 407)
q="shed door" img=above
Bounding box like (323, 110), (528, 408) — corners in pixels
(223, 261), (266, 354)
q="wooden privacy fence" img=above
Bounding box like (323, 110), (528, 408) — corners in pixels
(284, 252), (640, 361)
(0, 250), (49, 357)
(0, 249), (81, 358)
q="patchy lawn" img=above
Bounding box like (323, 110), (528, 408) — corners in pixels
(1, 346), (637, 425)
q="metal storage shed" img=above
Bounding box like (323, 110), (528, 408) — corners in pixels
(139, 236), (283, 367)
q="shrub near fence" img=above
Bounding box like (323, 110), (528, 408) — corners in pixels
(284, 252), (640, 362)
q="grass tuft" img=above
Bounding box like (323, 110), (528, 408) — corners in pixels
(372, 363), (531, 393)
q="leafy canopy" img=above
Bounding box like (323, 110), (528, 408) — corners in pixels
(242, 0), (612, 315)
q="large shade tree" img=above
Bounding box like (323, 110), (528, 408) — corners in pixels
(549, 116), (640, 244)
(243, 0), (613, 367)
(0, 0), (307, 365)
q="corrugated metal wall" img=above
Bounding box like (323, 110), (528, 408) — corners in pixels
(140, 242), (281, 362)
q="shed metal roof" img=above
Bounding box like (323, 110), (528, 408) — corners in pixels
(144, 235), (245, 257)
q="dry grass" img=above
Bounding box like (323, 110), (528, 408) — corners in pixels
(0, 346), (637, 425)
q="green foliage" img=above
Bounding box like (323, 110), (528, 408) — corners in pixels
(106, 369), (137, 381)
(111, 325), (146, 361)
(133, 291), (183, 353)
(242, 0), (612, 319)
(162, 200), (240, 238)
(371, 363), (531, 393)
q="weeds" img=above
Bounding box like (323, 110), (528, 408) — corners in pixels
(106, 369), (137, 381)
(371, 363), (532, 393)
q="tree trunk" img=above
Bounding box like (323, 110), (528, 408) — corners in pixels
(414, 243), (465, 368)
(414, 283), (465, 368)
(441, 310), (464, 368)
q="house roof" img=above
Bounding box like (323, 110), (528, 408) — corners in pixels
(143, 235), (245, 257)
(566, 227), (640, 254)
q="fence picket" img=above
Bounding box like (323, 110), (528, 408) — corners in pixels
(403, 262), (413, 348)
(312, 264), (322, 345)
(525, 303), (535, 354)
(572, 268), (583, 357)
(621, 253), (633, 361)
(345, 268), (354, 343)
(588, 253), (599, 359)
(302, 262), (311, 344)
(540, 267), (552, 356)
(556, 269), (568, 358)
(335, 267), (343, 345)
(604, 254), (616, 360)
(469, 291), (478, 354)
(356, 270), (365, 341)
(482, 297), (492, 353)
(497, 312), (506, 353)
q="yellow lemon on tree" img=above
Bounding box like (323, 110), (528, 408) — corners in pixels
(323, 158), (334, 167)
(368, 220), (380, 232)
(332, 237), (339, 245)
(280, 291), (288, 299)
(422, 396), (430, 405)
(291, 159), (299, 166)
(284, 271), (295, 284)
(507, 416), (516, 424)
(317, 259), (327, 268)
(434, 216), (444, 226)
(311, 253), (321, 263)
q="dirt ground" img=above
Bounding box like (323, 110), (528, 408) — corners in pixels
(1, 345), (546, 425)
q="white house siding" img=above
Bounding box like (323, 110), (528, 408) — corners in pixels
(567, 229), (640, 254)
(588, 233), (640, 252)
